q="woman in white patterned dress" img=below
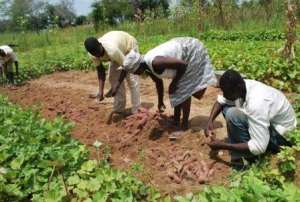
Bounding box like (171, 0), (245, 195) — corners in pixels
(121, 37), (217, 131)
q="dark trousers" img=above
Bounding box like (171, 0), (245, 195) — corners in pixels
(222, 105), (291, 160)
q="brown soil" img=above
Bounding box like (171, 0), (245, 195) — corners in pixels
(0, 70), (231, 195)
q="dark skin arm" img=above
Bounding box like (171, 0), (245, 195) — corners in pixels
(0, 64), (3, 78)
(152, 56), (187, 95)
(15, 61), (19, 76)
(96, 63), (106, 101)
(106, 70), (127, 97)
(206, 101), (250, 152)
(148, 72), (166, 112)
(208, 139), (249, 152)
(205, 101), (222, 137)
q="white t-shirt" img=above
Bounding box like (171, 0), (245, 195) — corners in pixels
(217, 79), (297, 155)
(0, 45), (17, 65)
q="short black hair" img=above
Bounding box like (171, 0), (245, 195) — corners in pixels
(84, 37), (102, 56)
(219, 69), (246, 99)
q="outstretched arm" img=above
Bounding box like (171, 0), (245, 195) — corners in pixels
(152, 56), (187, 94)
(96, 63), (106, 101)
(148, 72), (166, 112)
(205, 101), (222, 137)
(208, 140), (249, 152)
(0, 64), (3, 79)
(14, 61), (19, 76)
(106, 70), (127, 97)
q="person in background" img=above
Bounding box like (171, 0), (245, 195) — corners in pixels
(121, 37), (217, 133)
(205, 69), (297, 165)
(84, 31), (141, 116)
(0, 45), (19, 84)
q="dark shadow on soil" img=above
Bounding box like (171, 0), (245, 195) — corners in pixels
(149, 128), (164, 140)
(141, 102), (154, 109)
(189, 115), (223, 132)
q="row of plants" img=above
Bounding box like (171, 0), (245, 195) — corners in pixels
(0, 96), (155, 201)
(199, 30), (286, 41)
(5, 34), (298, 93)
(208, 40), (300, 92)
(0, 26), (288, 51)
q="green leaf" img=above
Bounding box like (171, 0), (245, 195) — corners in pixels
(10, 154), (25, 170)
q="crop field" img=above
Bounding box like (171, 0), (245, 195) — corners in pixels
(0, 21), (300, 202)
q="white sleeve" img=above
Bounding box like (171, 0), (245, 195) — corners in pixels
(247, 106), (271, 155)
(217, 95), (235, 106)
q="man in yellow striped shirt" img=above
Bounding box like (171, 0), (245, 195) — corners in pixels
(84, 31), (141, 115)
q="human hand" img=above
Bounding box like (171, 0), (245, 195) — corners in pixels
(204, 121), (215, 138)
(158, 102), (166, 113)
(207, 139), (225, 150)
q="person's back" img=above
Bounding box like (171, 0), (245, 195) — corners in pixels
(0, 45), (17, 63)
(144, 38), (183, 63)
(84, 31), (141, 114)
(244, 79), (296, 135)
(99, 31), (137, 55)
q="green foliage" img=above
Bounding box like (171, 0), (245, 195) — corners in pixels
(32, 160), (150, 201)
(292, 94), (300, 121)
(277, 146), (300, 175)
(278, 129), (300, 176)
(175, 161), (300, 201)
(207, 40), (300, 92)
(0, 96), (154, 201)
(0, 19), (299, 201)
(200, 30), (286, 41)
(1, 28), (299, 93)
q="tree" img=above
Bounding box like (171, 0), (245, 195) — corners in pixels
(45, 0), (76, 28)
(131, 0), (144, 22)
(91, 1), (105, 31)
(139, 0), (169, 15)
(259, 0), (273, 21)
(280, 0), (297, 61)
(75, 15), (87, 26)
(91, 0), (134, 26)
(1, 0), (76, 31)
(197, 0), (209, 31)
(215, 0), (227, 29)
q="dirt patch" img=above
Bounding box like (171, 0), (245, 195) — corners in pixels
(0, 70), (231, 195)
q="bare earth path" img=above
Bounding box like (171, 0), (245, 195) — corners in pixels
(0, 70), (231, 195)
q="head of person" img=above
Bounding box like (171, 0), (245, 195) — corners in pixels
(219, 69), (246, 101)
(0, 49), (6, 57)
(84, 37), (105, 58)
(123, 50), (147, 75)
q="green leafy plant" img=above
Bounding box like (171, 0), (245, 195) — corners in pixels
(277, 146), (300, 176)
(0, 96), (155, 201)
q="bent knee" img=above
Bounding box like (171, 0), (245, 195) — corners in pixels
(225, 107), (247, 124)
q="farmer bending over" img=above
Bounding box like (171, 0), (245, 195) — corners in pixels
(0, 45), (19, 84)
(122, 37), (217, 132)
(84, 31), (141, 115)
(206, 70), (297, 165)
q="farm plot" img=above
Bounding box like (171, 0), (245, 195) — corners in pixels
(0, 70), (231, 195)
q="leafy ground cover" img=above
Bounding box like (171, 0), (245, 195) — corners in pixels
(1, 28), (298, 92)
(0, 26), (299, 201)
(0, 95), (156, 201)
